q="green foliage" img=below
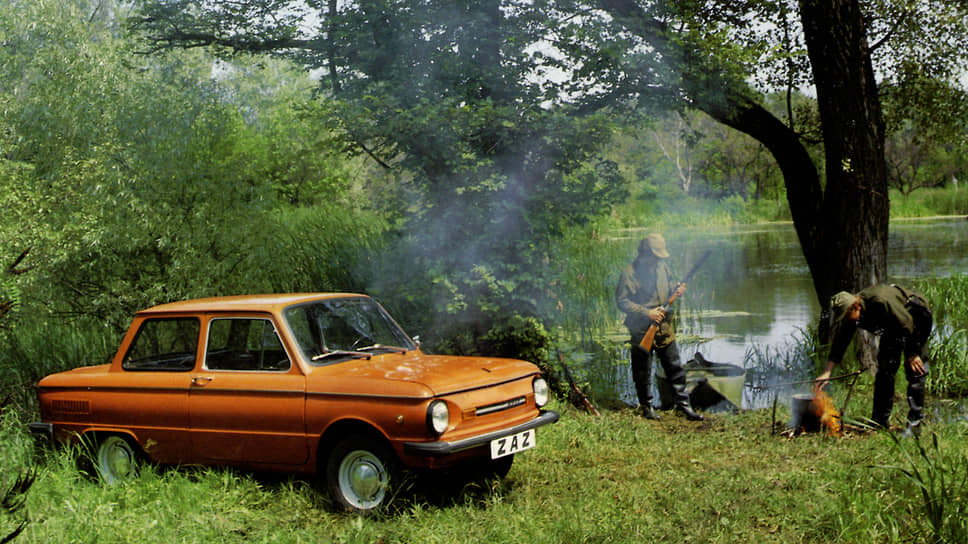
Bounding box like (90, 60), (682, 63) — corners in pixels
(0, 317), (119, 412)
(928, 329), (968, 398)
(889, 186), (968, 218)
(266, 205), (389, 294)
(478, 314), (553, 366)
(545, 215), (628, 347)
(878, 427), (968, 543)
(131, 0), (633, 347)
(0, 411), (35, 543)
(1, 1), (381, 333)
(885, 120), (968, 195)
(0, 251), (26, 329)
(918, 275), (968, 397)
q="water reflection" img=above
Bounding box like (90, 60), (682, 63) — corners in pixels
(611, 217), (968, 409)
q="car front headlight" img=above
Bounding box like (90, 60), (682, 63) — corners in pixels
(427, 400), (449, 435)
(533, 377), (549, 408)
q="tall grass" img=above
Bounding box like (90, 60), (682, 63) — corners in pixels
(890, 186), (968, 218)
(0, 410), (35, 542)
(917, 276), (968, 397)
(877, 426), (968, 543)
(0, 318), (119, 414)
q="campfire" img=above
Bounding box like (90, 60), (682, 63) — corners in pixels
(812, 390), (842, 437)
(788, 392), (842, 436)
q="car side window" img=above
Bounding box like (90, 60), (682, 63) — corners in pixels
(205, 318), (291, 372)
(122, 317), (200, 371)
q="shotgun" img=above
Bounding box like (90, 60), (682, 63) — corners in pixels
(639, 249), (712, 352)
(556, 349), (600, 416)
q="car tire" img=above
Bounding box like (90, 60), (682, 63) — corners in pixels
(325, 435), (398, 512)
(485, 453), (514, 479)
(95, 435), (140, 485)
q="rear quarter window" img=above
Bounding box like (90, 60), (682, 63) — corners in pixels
(122, 317), (200, 371)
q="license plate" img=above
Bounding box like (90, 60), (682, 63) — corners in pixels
(489, 428), (535, 459)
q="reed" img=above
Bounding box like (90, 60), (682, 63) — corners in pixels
(876, 427), (968, 543)
(917, 276), (968, 397)
(889, 186), (968, 218)
(0, 318), (118, 413)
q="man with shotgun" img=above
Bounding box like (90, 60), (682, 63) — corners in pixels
(616, 234), (704, 421)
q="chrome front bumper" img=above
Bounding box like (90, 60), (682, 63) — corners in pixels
(28, 422), (53, 440)
(403, 410), (559, 457)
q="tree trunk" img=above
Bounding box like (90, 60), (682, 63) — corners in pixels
(800, 0), (889, 301)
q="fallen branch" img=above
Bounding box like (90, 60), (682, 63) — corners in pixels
(556, 349), (599, 416)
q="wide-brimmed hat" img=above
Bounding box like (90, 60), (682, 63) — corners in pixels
(639, 233), (670, 259)
(829, 291), (857, 328)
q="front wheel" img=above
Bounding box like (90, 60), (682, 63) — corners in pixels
(325, 436), (397, 512)
(485, 454), (514, 479)
(95, 435), (140, 484)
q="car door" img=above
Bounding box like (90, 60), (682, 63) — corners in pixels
(189, 316), (308, 465)
(115, 315), (199, 464)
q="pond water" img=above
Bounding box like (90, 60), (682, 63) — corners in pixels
(610, 216), (968, 409)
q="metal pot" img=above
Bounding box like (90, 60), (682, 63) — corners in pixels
(790, 393), (821, 432)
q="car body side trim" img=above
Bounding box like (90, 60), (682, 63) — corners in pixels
(307, 391), (434, 401)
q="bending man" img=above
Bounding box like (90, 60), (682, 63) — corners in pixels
(816, 284), (932, 434)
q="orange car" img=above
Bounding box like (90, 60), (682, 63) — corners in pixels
(30, 293), (558, 511)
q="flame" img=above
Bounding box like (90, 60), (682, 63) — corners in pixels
(812, 390), (842, 437)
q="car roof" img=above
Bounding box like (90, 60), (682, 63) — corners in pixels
(137, 293), (367, 315)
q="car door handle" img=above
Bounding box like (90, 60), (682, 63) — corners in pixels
(191, 376), (214, 386)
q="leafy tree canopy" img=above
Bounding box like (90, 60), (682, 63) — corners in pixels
(133, 0), (632, 338)
(1, 0), (379, 330)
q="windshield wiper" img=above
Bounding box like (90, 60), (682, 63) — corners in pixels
(355, 344), (408, 354)
(311, 350), (373, 362)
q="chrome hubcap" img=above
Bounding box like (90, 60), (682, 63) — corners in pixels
(339, 450), (387, 509)
(98, 437), (134, 483)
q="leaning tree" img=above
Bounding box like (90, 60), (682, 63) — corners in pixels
(561, 0), (968, 323)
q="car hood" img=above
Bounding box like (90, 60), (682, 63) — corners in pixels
(37, 364), (112, 386)
(307, 352), (539, 398)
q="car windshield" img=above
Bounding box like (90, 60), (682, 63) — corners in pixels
(283, 297), (415, 364)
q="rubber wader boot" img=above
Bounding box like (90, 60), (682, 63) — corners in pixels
(901, 419), (922, 438)
(902, 377), (925, 437)
(669, 370), (703, 421)
(675, 404), (704, 421)
(641, 405), (661, 420)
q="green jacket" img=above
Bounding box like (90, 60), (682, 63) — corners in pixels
(829, 283), (932, 364)
(616, 256), (676, 348)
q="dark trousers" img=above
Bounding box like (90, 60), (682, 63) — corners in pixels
(872, 336), (927, 427)
(630, 339), (689, 409)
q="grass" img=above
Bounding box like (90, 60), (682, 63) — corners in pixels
(877, 430), (968, 543)
(4, 400), (967, 543)
(889, 186), (968, 219)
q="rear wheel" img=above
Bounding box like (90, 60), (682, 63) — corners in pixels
(325, 436), (397, 512)
(95, 435), (139, 484)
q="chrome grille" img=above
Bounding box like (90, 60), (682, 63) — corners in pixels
(52, 399), (90, 414)
(476, 396), (526, 416)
